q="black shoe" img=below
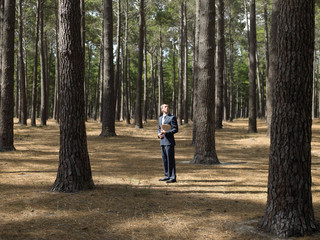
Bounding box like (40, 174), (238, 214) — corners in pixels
(166, 179), (176, 183)
(159, 178), (169, 181)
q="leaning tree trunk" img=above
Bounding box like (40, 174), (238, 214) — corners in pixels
(51, 0), (94, 192)
(100, 0), (116, 137)
(191, 0), (219, 165)
(134, 0), (144, 129)
(0, 0), (15, 151)
(259, 0), (317, 237)
(248, 0), (257, 133)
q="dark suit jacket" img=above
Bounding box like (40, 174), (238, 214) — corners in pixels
(158, 113), (178, 146)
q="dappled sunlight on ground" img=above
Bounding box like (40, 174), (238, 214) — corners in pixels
(0, 118), (320, 239)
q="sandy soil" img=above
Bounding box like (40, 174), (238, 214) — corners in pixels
(1, 118), (320, 240)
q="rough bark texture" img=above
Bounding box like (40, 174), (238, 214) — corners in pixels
(19, 0), (27, 125)
(183, 2), (188, 124)
(266, 0), (278, 137)
(192, 0), (219, 165)
(31, 0), (40, 127)
(100, 0), (116, 136)
(0, 0), (15, 152)
(134, 0), (144, 129)
(115, 0), (121, 122)
(177, 2), (184, 125)
(40, 0), (47, 126)
(51, 0), (94, 192)
(124, 0), (130, 124)
(248, 0), (257, 133)
(259, 1), (317, 237)
(192, 0), (199, 145)
(53, 0), (60, 123)
(215, 0), (224, 129)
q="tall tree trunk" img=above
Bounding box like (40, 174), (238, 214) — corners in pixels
(124, 0), (130, 124)
(178, 2), (184, 125)
(150, 52), (157, 120)
(0, 0), (15, 151)
(223, 51), (229, 121)
(192, 0), (199, 145)
(264, 0), (269, 119)
(183, 2), (188, 124)
(53, 0), (60, 123)
(100, 0), (116, 136)
(215, 0), (225, 129)
(159, 27), (164, 109)
(115, 0), (121, 121)
(266, 0), (278, 136)
(143, 24), (147, 123)
(40, 0), (47, 126)
(134, 0), (144, 128)
(80, 0), (87, 121)
(15, 54), (19, 120)
(0, 0), (4, 103)
(248, 0), (257, 133)
(172, 40), (176, 116)
(256, 50), (265, 119)
(86, 44), (92, 120)
(51, 0), (94, 192)
(99, 0), (104, 122)
(192, 0), (219, 165)
(31, 0), (40, 126)
(93, 54), (101, 121)
(259, 1), (317, 237)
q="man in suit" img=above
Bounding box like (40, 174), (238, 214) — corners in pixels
(158, 104), (178, 183)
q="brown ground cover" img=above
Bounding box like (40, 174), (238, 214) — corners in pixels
(1, 118), (320, 240)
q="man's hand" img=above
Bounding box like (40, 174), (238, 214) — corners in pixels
(158, 133), (164, 139)
(161, 129), (166, 135)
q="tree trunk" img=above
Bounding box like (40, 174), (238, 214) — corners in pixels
(177, 2), (184, 125)
(0, 0), (4, 103)
(256, 50), (265, 119)
(248, 0), (257, 133)
(115, 0), (121, 121)
(264, 0), (269, 120)
(183, 1), (188, 124)
(100, 0), (116, 136)
(53, 0), (60, 123)
(192, 0), (219, 165)
(223, 51), (229, 121)
(15, 54), (19, 120)
(266, 0), (278, 137)
(40, 0), (47, 126)
(31, 0), (40, 126)
(93, 54), (101, 121)
(172, 40), (176, 116)
(143, 24), (147, 123)
(51, 0), (94, 192)
(124, 0), (130, 124)
(192, 0), (199, 145)
(259, 1), (317, 237)
(134, 0), (144, 129)
(0, 0), (15, 151)
(215, 0), (225, 129)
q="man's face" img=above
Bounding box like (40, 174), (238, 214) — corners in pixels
(162, 105), (169, 114)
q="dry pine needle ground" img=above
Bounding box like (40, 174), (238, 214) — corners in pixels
(1, 118), (320, 240)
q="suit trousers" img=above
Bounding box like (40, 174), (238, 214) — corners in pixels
(161, 145), (176, 180)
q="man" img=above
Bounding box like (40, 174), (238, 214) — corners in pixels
(158, 104), (178, 183)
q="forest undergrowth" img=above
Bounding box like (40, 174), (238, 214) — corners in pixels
(1, 118), (320, 240)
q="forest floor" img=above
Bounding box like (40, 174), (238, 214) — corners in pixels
(1, 119), (320, 240)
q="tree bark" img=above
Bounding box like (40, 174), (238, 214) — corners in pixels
(0, 0), (15, 151)
(134, 0), (144, 128)
(177, 2), (184, 125)
(183, 1), (188, 124)
(215, 0), (225, 129)
(53, 0), (60, 123)
(100, 0), (116, 136)
(259, 1), (317, 237)
(124, 0), (130, 124)
(143, 23), (147, 123)
(51, 0), (94, 192)
(248, 0), (257, 133)
(31, 0), (40, 126)
(40, 0), (47, 126)
(172, 40), (176, 116)
(266, 0), (278, 137)
(192, 0), (219, 165)
(115, 0), (121, 122)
